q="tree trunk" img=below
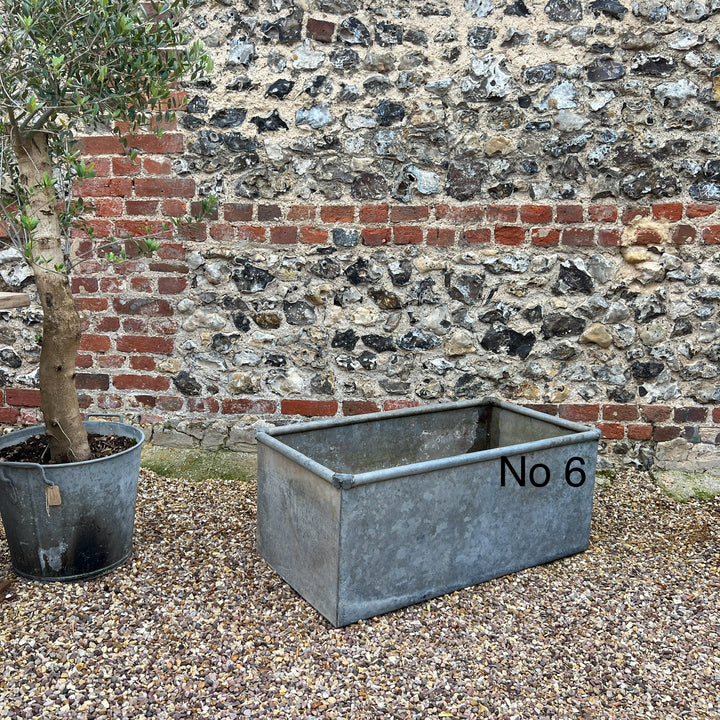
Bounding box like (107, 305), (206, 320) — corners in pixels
(13, 131), (91, 463)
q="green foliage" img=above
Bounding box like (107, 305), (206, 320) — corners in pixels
(0, 0), (212, 272)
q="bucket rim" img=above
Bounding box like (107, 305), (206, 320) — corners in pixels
(0, 420), (144, 470)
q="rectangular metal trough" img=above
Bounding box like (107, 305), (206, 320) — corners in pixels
(255, 397), (601, 627)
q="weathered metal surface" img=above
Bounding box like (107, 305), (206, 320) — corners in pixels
(0, 421), (144, 581)
(256, 397), (601, 627)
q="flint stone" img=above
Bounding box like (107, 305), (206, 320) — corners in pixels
(339, 17), (370, 45)
(404, 166), (442, 196)
(232, 261), (275, 292)
(375, 101), (405, 126)
(251, 110), (289, 132)
(523, 63), (557, 84)
(454, 374), (486, 398)
(668, 29), (706, 49)
(344, 258), (382, 285)
(555, 260), (594, 294)
(632, 360), (664, 379)
(260, 8), (303, 43)
(465, 0), (494, 17)
(397, 329), (441, 351)
(481, 325), (535, 358)
(689, 182), (720, 201)
(654, 79), (699, 107)
(590, 0), (628, 17)
(351, 172), (388, 200)
(173, 371), (202, 396)
(446, 161), (488, 200)
(587, 58), (625, 81)
(375, 21), (403, 46)
(228, 41), (257, 66)
(293, 40), (326, 70)
(539, 81), (578, 109)
(580, 323), (613, 348)
(544, 0), (583, 21)
(254, 312), (281, 329)
(369, 289), (402, 310)
(283, 300), (316, 326)
(265, 79), (294, 100)
(468, 26), (497, 48)
(362, 334), (396, 352)
(632, 54), (677, 76)
(446, 273), (484, 304)
(634, 294), (667, 322)
(669, 0), (713, 21)
(542, 313), (586, 338)
(310, 257), (342, 279)
(0, 349), (22, 369)
(333, 229), (359, 247)
(425, 306), (452, 335)
(505, 0), (531, 14)
(296, 104), (332, 128)
(464, 55), (516, 100)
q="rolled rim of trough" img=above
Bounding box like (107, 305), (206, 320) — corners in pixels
(255, 397), (602, 489)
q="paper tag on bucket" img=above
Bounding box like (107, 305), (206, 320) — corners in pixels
(46, 485), (62, 506)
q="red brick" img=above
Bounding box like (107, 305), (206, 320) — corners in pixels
(556, 205), (584, 223)
(75, 354), (94, 368)
(93, 198), (124, 217)
(427, 228), (455, 246)
(641, 405), (672, 422)
(435, 205), (485, 223)
(116, 335), (174, 354)
(114, 219), (166, 238)
(158, 243), (186, 261)
(463, 228), (491, 244)
(270, 226), (298, 244)
(598, 228), (622, 246)
(75, 177), (132, 198)
(588, 205), (618, 222)
(130, 277), (153, 293)
(0, 408), (20, 423)
(127, 133), (184, 154)
(150, 319), (179, 335)
(122, 318), (147, 333)
(669, 218), (699, 243)
(100, 277), (125, 293)
(113, 298), (173, 316)
(96, 317), (120, 332)
(95, 394), (122, 410)
(210, 223), (235, 243)
(622, 207), (650, 224)
(321, 206), (354, 222)
(701, 225), (720, 244)
(486, 205), (517, 222)
(288, 205), (317, 221)
(149, 262), (187, 275)
(634, 228), (664, 245)
(531, 227), (560, 246)
(673, 406), (708, 423)
(713, 407), (720, 423)
(494, 226), (526, 245)
(79, 334), (112, 352)
(360, 204), (389, 223)
(157, 396), (184, 412)
(258, 204), (282, 221)
(113, 374), (171, 391)
(75, 298), (109, 312)
(383, 399), (419, 411)
(5, 389), (41, 407)
(224, 203), (253, 222)
(391, 206), (430, 222)
(112, 156), (141, 176)
(222, 398), (277, 414)
(77, 135), (123, 155)
(134, 178), (195, 198)
(559, 404), (599, 422)
(627, 424), (652, 440)
(653, 203), (683, 221)
(237, 226), (266, 242)
(522, 403), (558, 416)
(686, 203), (716, 218)
(125, 199), (159, 216)
(281, 399), (338, 417)
(603, 404), (639, 421)
(561, 228), (594, 246)
(187, 397), (220, 413)
(393, 226), (423, 245)
(143, 157), (173, 175)
(362, 228), (391, 246)
(307, 17), (335, 42)
(188, 201), (218, 221)
(98, 355), (125, 368)
(76, 373), (110, 390)
(158, 277), (187, 294)
(72, 277), (99, 293)
(597, 422), (625, 440)
(299, 226), (328, 244)
(343, 401), (381, 416)
(177, 220), (208, 242)
(653, 426), (682, 442)
(162, 199), (187, 216)
(131, 395), (157, 408)
(520, 204), (553, 224)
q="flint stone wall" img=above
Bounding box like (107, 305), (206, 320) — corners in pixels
(1, 0), (720, 471)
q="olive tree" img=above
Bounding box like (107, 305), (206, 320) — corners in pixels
(0, 0), (212, 462)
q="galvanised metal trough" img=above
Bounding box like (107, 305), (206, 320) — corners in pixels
(256, 398), (601, 627)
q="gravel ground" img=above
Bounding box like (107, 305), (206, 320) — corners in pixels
(1, 468), (718, 720)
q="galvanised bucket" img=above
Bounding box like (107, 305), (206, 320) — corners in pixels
(256, 398), (602, 627)
(0, 420), (144, 581)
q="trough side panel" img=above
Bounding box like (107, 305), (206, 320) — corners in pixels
(256, 443), (341, 626)
(335, 440), (598, 626)
(491, 407), (574, 449)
